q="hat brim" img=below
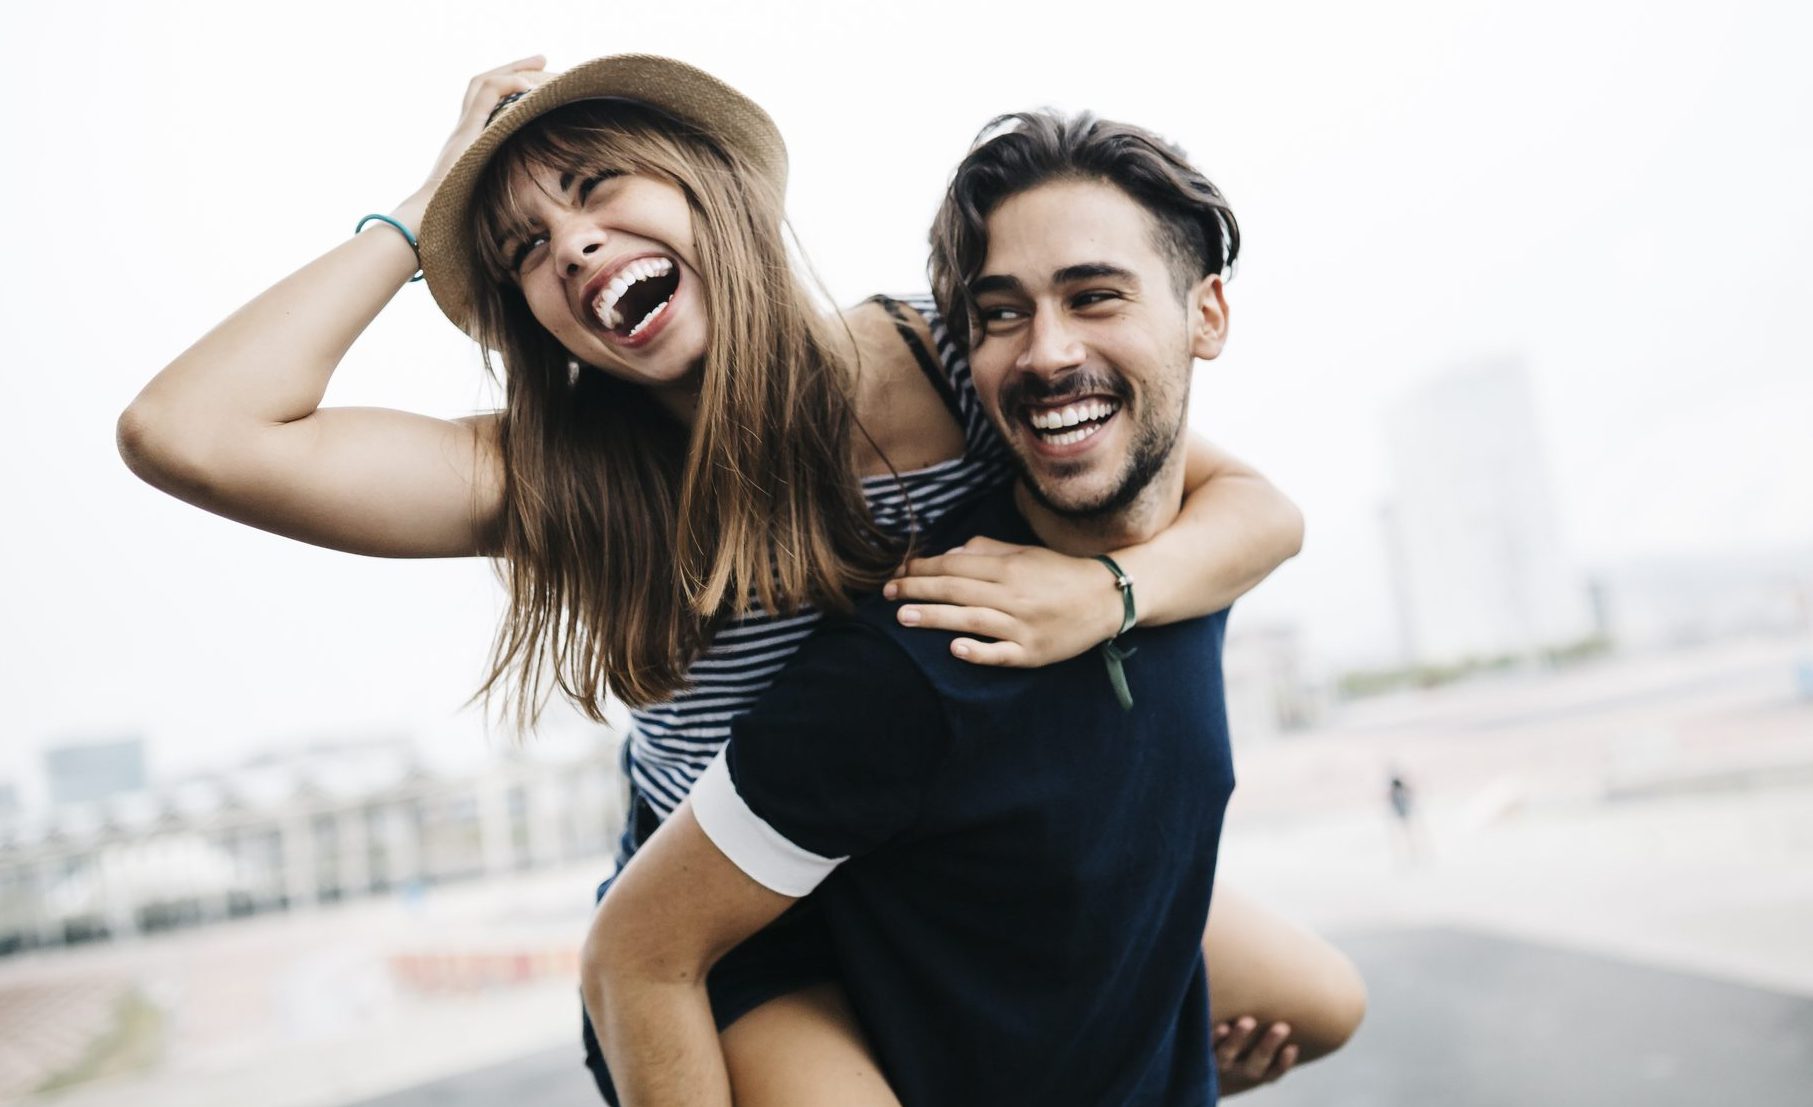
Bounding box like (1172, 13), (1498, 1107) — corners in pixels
(419, 53), (787, 337)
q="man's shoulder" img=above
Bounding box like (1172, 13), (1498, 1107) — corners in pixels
(849, 485), (1037, 693)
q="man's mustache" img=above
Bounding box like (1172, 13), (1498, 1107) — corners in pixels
(1000, 369), (1131, 411)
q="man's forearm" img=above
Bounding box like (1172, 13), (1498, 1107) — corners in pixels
(587, 973), (733, 1107)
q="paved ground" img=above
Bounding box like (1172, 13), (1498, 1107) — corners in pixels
(347, 1042), (596, 1107)
(1242, 928), (1813, 1107)
(347, 925), (1813, 1107)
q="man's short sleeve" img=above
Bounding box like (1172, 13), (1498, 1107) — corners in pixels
(689, 620), (950, 896)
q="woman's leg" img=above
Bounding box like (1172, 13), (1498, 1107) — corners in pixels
(1204, 884), (1367, 1092)
(719, 982), (902, 1107)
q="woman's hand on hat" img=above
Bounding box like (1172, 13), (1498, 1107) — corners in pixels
(404, 56), (553, 215)
(884, 537), (1128, 668)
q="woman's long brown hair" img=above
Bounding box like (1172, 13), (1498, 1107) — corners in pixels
(463, 101), (899, 727)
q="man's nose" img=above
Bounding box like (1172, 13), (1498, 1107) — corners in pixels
(555, 221), (609, 279)
(1015, 309), (1085, 374)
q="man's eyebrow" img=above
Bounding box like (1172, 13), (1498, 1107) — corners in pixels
(1054, 262), (1139, 285)
(969, 274), (1024, 297)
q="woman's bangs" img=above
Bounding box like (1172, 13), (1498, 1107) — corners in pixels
(471, 120), (639, 280)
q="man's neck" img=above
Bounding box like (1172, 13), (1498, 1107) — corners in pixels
(1011, 455), (1186, 558)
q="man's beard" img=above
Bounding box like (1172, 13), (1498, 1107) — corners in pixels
(1013, 404), (1185, 519)
(1001, 366), (1189, 520)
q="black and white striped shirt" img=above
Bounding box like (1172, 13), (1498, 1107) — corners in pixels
(627, 294), (1013, 818)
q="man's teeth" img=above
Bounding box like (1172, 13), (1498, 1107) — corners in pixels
(1042, 422), (1108, 447)
(592, 257), (675, 330)
(1028, 400), (1120, 431)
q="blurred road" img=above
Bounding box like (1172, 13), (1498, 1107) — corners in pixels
(347, 925), (1813, 1107)
(1243, 928), (1813, 1107)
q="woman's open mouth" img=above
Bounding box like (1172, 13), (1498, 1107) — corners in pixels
(590, 256), (682, 344)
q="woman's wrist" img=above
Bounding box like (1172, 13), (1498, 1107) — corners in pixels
(392, 193), (432, 232)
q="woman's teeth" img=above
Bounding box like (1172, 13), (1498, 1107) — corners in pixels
(627, 298), (667, 337)
(592, 257), (675, 331)
(1028, 399), (1120, 443)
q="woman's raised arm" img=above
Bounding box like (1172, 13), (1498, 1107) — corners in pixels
(117, 57), (551, 558)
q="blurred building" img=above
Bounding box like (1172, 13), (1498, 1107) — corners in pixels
(44, 737), (147, 807)
(1224, 623), (1326, 744)
(1380, 360), (1595, 666)
(1592, 548), (1813, 650)
(0, 736), (625, 956)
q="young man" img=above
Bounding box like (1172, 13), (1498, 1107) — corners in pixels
(585, 111), (1253, 1106)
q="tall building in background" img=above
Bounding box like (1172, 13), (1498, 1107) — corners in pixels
(44, 737), (148, 807)
(1381, 360), (1593, 665)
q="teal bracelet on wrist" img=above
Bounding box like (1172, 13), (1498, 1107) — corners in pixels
(355, 213), (425, 282)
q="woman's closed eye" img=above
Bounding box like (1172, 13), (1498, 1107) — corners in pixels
(510, 231), (549, 272)
(576, 170), (622, 202)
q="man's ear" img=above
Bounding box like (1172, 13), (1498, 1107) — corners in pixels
(1187, 274), (1229, 361)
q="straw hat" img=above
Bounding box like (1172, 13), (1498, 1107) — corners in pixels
(419, 53), (787, 335)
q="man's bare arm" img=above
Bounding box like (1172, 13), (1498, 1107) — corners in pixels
(581, 799), (798, 1107)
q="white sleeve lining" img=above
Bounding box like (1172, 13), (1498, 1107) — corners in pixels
(689, 749), (846, 898)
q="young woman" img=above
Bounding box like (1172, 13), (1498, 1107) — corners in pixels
(119, 54), (1363, 1104)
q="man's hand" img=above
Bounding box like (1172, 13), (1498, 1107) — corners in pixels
(1214, 1017), (1299, 1094)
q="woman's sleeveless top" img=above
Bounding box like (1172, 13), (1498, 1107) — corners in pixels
(626, 294), (1013, 818)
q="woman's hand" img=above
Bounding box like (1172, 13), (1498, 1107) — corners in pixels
(403, 55), (553, 213)
(883, 536), (1125, 667)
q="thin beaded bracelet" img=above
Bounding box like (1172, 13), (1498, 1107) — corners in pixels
(355, 214), (425, 282)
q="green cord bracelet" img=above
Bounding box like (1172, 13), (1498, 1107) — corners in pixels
(355, 213), (425, 282)
(1093, 554), (1138, 711)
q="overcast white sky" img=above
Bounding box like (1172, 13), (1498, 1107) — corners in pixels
(2, 0), (1808, 801)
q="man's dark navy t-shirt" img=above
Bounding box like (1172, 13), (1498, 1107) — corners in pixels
(690, 485), (1236, 1106)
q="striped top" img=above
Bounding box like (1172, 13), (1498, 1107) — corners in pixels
(627, 294), (1013, 818)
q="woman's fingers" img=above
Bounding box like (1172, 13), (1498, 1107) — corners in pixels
(415, 59), (554, 204)
(941, 535), (1022, 556)
(896, 602), (1017, 639)
(891, 550), (1010, 585)
(886, 574), (1001, 610)
(461, 56), (548, 111)
(949, 637), (1029, 667)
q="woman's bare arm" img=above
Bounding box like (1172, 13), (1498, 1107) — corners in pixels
(116, 58), (551, 558)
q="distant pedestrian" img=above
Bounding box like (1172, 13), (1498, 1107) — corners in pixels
(1387, 765), (1427, 864)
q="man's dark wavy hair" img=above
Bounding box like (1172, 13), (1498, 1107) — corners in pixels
(929, 110), (1240, 345)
